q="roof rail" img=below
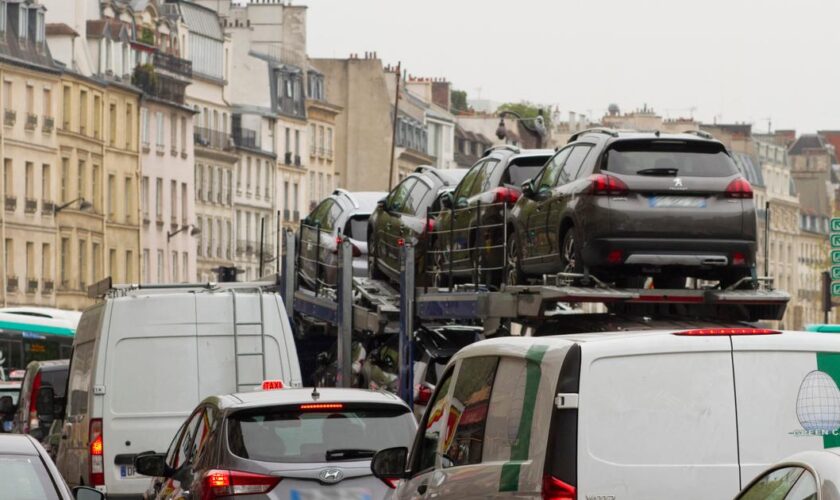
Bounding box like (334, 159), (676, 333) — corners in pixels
(332, 188), (359, 209)
(481, 144), (520, 157)
(567, 127), (619, 144)
(683, 129), (714, 140)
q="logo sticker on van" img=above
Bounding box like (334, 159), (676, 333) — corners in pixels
(791, 353), (840, 448)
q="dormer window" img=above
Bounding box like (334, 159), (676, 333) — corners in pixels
(18, 4), (26, 39)
(0, 2), (6, 33)
(35, 10), (43, 43)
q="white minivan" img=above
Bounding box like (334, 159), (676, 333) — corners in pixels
(371, 327), (840, 500)
(55, 283), (302, 498)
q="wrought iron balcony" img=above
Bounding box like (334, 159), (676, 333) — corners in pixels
(233, 127), (259, 150)
(152, 50), (192, 79)
(42, 116), (54, 134)
(42, 200), (54, 214)
(6, 275), (17, 292)
(24, 198), (37, 213)
(25, 113), (37, 130)
(26, 278), (37, 293)
(42, 279), (54, 293)
(5, 195), (16, 212)
(4, 109), (15, 127)
(194, 127), (234, 151)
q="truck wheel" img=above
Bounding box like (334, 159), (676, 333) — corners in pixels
(559, 228), (582, 275)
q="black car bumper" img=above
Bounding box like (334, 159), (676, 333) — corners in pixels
(583, 237), (756, 274)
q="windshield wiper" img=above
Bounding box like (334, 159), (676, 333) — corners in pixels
(637, 167), (678, 176)
(326, 448), (377, 461)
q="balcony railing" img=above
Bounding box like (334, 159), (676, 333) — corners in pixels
(283, 208), (290, 220)
(4, 110), (15, 127)
(152, 50), (192, 79)
(133, 64), (187, 105)
(26, 278), (37, 293)
(42, 279), (53, 294)
(25, 113), (37, 130)
(284, 152), (292, 165)
(233, 127), (259, 150)
(42, 116), (54, 134)
(42, 200), (54, 214)
(6, 275), (17, 292)
(293, 210), (300, 221)
(5, 195), (16, 212)
(194, 127), (234, 151)
(24, 198), (37, 213)
(294, 155), (301, 166)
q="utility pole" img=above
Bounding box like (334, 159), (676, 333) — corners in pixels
(387, 61), (401, 191)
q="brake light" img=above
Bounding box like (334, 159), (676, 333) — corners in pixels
(542, 474), (576, 500)
(89, 418), (104, 486)
(397, 238), (405, 247)
(333, 237), (363, 258)
(381, 477), (400, 489)
(674, 328), (781, 336)
(416, 385), (433, 406)
(426, 218), (436, 233)
(606, 250), (624, 265)
(493, 187), (521, 204)
(201, 469), (281, 499)
(299, 403), (344, 411)
(725, 177), (753, 199)
(732, 251), (746, 266)
(25, 371), (42, 434)
(261, 380), (285, 390)
(588, 174), (628, 196)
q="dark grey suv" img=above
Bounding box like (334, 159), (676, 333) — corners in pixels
(507, 129), (757, 287)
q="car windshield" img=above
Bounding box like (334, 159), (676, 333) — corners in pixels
(0, 455), (60, 500)
(604, 140), (738, 178)
(228, 405), (415, 463)
(506, 157), (551, 187)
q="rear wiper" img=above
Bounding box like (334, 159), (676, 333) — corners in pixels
(637, 167), (678, 176)
(326, 448), (377, 461)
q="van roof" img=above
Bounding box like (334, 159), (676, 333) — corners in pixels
(101, 281), (281, 299)
(210, 387), (407, 411)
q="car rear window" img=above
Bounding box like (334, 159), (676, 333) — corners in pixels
(604, 140), (737, 178)
(0, 455), (60, 500)
(228, 404), (415, 463)
(343, 215), (369, 241)
(0, 388), (19, 404)
(505, 156), (551, 186)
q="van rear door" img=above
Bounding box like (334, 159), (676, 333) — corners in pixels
(731, 331), (840, 486)
(576, 334), (740, 500)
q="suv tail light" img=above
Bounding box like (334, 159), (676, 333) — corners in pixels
(542, 474), (576, 499)
(89, 418), (104, 486)
(674, 328), (781, 336)
(588, 174), (629, 196)
(426, 218), (436, 233)
(201, 469), (281, 499)
(416, 384), (433, 406)
(725, 177), (753, 199)
(380, 477), (400, 489)
(24, 371), (42, 434)
(333, 237), (362, 258)
(493, 187), (520, 204)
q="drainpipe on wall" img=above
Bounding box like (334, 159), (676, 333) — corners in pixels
(1, 67), (7, 307)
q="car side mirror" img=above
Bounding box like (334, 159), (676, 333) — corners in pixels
(439, 192), (453, 210)
(73, 487), (106, 500)
(134, 451), (170, 478)
(371, 446), (408, 482)
(521, 179), (534, 197)
(377, 198), (387, 211)
(36, 386), (55, 421)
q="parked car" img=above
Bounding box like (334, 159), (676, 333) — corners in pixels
(507, 129), (757, 288)
(299, 189), (387, 290)
(0, 380), (20, 432)
(0, 433), (103, 499)
(372, 327), (840, 499)
(360, 325), (483, 420)
(12, 360), (68, 440)
(368, 166), (467, 285)
(134, 386), (416, 500)
(431, 146), (553, 287)
(736, 449), (828, 500)
(55, 283), (302, 498)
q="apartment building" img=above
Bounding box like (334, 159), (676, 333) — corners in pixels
(306, 68), (341, 211)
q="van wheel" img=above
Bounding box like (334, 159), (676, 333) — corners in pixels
(505, 232), (524, 286)
(559, 228), (582, 275)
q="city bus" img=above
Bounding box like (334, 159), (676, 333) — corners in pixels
(0, 308), (81, 379)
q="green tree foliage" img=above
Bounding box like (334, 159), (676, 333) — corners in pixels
(450, 89), (470, 114)
(497, 102), (551, 129)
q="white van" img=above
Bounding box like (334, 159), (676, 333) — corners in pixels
(55, 283), (302, 498)
(372, 327), (840, 500)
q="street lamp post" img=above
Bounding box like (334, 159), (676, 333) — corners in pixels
(167, 224), (201, 242)
(53, 197), (92, 214)
(495, 109), (547, 148)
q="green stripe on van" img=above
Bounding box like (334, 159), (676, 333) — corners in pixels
(0, 320), (75, 337)
(817, 352), (840, 448)
(499, 344), (548, 492)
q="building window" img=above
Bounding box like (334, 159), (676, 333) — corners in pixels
(41, 163), (50, 201)
(141, 176), (148, 218)
(155, 177), (163, 221)
(181, 182), (187, 224)
(78, 239), (86, 290)
(180, 116), (187, 152)
(60, 238), (68, 286)
(156, 111), (164, 149)
(41, 243), (50, 281)
(109, 102), (117, 145)
(17, 5), (26, 39)
(126, 104), (133, 149)
(62, 86), (70, 129)
(92, 94), (100, 138)
(25, 84), (33, 114)
(0, 2), (6, 33)
(170, 180), (177, 223)
(77, 159), (85, 200)
(107, 174), (115, 217)
(25, 242), (33, 280)
(125, 250), (134, 282)
(124, 177), (132, 223)
(79, 90), (88, 134)
(3, 80), (11, 113)
(182, 252), (188, 282)
(92, 242), (100, 282)
(171, 251), (178, 283)
(140, 108), (149, 146)
(156, 249), (164, 283)
(109, 248), (116, 281)
(60, 158), (68, 203)
(309, 124), (316, 155)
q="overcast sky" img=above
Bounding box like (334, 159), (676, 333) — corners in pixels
(304, 0), (840, 133)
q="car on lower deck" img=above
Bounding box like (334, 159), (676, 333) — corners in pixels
(368, 166), (466, 286)
(430, 146), (553, 287)
(507, 128), (757, 288)
(299, 190), (386, 291)
(135, 387), (416, 500)
(736, 450), (829, 500)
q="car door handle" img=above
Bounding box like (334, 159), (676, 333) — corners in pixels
(417, 483), (428, 495)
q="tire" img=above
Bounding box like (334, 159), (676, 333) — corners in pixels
(559, 227), (583, 275)
(654, 275), (686, 289)
(367, 236), (386, 280)
(505, 232), (525, 286)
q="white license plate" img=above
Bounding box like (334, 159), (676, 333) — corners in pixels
(290, 489), (372, 500)
(120, 465), (135, 478)
(649, 196), (706, 208)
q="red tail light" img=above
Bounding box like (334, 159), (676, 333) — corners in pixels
(674, 328), (781, 336)
(732, 251), (746, 266)
(426, 218), (436, 233)
(333, 237), (362, 258)
(89, 418), (104, 487)
(201, 469), (281, 499)
(588, 174), (628, 196)
(725, 177), (753, 199)
(542, 475), (576, 500)
(381, 477), (400, 489)
(493, 187), (521, 204)
(606, 250), (624, 265)
(416, 385), (433, 406)
(24, 371), (42, 434)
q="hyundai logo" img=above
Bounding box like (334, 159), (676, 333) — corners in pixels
(319, 468), (344, 484)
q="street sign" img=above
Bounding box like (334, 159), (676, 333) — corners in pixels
(833, 267), (840, 281)
(833, 218), (840, 232)
(833, 250), (840, 265)
(832, 234), (840, 248)
(833, 282), (840, 297)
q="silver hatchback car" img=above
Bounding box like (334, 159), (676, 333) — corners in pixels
(135, 387), (416, 500)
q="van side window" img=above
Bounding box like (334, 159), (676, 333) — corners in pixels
(443, 356), (499, 468)
(411, 371), (454, 474)
(482, 357), (529, 462)
(66, 341), (95, 417)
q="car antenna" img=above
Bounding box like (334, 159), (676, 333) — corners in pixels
(311, 386), (320, 401)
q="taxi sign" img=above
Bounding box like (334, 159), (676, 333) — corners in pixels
(832, 250), (840, 265)
(832, 218), (840, 232)
(261, 380), (285, 390)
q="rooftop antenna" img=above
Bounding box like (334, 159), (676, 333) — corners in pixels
(311, 385), (320, 401)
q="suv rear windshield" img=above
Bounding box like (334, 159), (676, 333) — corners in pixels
(504, 156), (551, 186)
(228, 405), (415, 463)
(604, 140), (737, 178)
